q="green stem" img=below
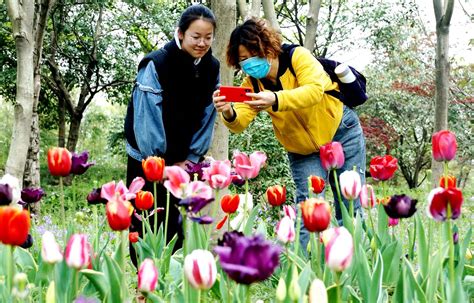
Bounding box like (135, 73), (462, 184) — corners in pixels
(6, 245), (14, 293)
(399, 219), (404, 254)
(72, 177), (76, 214)
(181, 208), (188, 300)
(59, 176), (66, 241)
(335, 271), (342, 303)
(206, 189), (220, 249)
(119, 231), (127, 300)
(93, 205), (99, 254)
(307, 176), (313, 198)
(447, 205), (455, 290)
(310, 232), (318, 276)
(164, 188), (170, 244)
(294, 204), (302, 257)
(246, 285), (251, 303)
(349, 199), (354, 220)
(153, 182), (158, 236)
(368, 207), (375, 239)
(332, 170), (344, 219)
(243, 179), (249, 228)
(443, 162), (449, 188)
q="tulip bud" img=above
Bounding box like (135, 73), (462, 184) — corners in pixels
(320, 142), (345, 171)
(129, 232), (139, 243)
(266, 185), (286, 207)
(106, 197), (134, 231)
(41, 231), (63, 264)
(308, 279), (327, 303)
(47, 147), (72, 177)
(370, 237), (377, 252)
(135, 190), (154, 211)
(432, 130), (457, 162)
(12, 273), (28, 299)
(276, 216), (295, 244)
(322, 227), (353, 272)
(288, 266), (301, 301)
(142, 156), (165, 182)
(339, 170), (361, 200)
(276, 277), (287, 301)
(138, 258), (158, 292)
(65, 234), (91, 269)
(360, 184), (376, 209)
(283, 205), (296, 220)
(184, 249), (217, 290)
(46, 281), (55, 303)
(310, 175), (325, 194)
(388, 217), (399, 227)
(301, 198), (331, 232)
(220, 194), (240, 214)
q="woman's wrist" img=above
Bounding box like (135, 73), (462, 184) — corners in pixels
(222, 105), (236, 122)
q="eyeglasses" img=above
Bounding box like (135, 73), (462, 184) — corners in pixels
(189, 36), (214, 45)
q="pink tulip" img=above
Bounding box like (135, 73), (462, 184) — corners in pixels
(184, 249), (217, 290)
(184, 181), (213, 200)
(202, 160), (232, 189)
(41, 231), (63, 264)
(360, 184), (376, 209)
(319, 142), (345, 171)
(427, 187), (463, 221)
(232, 151), (267, 179)
(101, 177), (145, 201)
(65, 234), (91, 269)
(432, 130), (457, 162)
(164, 166), (190, 198)
(388, 217), (399, 227)
(276, 216), (295, 243)
(339, 170), (361, 200)
(321, 227), (353, 272)
(283, 205), (296, 220)
(138, 258), (158, 292)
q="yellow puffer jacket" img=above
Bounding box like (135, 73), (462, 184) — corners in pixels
(222, 46), (343, 155)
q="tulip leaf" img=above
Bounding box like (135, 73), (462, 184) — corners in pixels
(339, 199), (354, 235)
(297, 262), (314, 301)
(243, 206), (259, 236)
(80, 269), (110, 300)
(355, 245), (371, 300)
(345, 285), (362, 303)
(415, 214), (429, 279)
(376, 204), (389, 245)
(144, 291), (166, 303)
(456, 227), (472, 277)
(159, 234), (178, 278)
(369, 250), (384, 303)
(103, 254), (123, 303)
(425, 244), (448, 302)
(403, 258), (427, 303)
(381, 241), (402, 286)
(14, 247), (38, 282)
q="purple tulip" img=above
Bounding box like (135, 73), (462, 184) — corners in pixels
(0, 183), (13, 206)
(185, 161), (210, 181)
(20, 234), (34, 249)
(86, 188), (107, 205)
(230, 172), (246, 187)
(21, 187), (45, 204)
(453, 232), (459, 245)
(214, 232), (281, 284)
(189, 215), (214, 225)
(179, 196), (214, 213)
(70, 151), (95, 175)
(383, 194), (417, 219)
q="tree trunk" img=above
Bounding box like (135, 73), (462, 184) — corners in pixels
(431, 0), (454, 186)
(66, 112), (83, 153)
(209, 0), (236, 161)
(236, 0), (247, 20)
(262, 0), (279, 31)
(5, 1), (35, 182)
(303, 0), (322, 51)
(250, 0), (261, 18)
(58, 98), (66, 147)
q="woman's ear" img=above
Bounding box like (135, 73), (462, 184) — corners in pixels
(177, 28), (184, 40)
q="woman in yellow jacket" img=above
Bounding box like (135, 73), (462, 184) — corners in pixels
(213, 17), (366, 248)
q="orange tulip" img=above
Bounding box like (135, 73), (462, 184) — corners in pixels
(220, 194), (240, 214)
(310, 175), (325, 194)
(301, 198), (331, 232)
(106, 196), (134, 231)
(266, 185), (286, 207)
(135, 190), (154, 211)
(0, 206), (31, 246)
(47, 147), (72, 177)
(142, 156), (165, 182)
(439, 175), (456, 189)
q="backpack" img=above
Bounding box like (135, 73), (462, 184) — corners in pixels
(249, 44), (368, 108)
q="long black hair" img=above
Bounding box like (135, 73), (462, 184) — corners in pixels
(178, 4), (217, 34)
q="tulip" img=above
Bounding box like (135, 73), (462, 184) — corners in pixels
(427, 187), (463, 221)
(135, 190), (154, 211)
(276, 216), (295, 243)
(163, 166), (190, 199)
(309, 278), (328, 303)
(70, 151), (95, 175)
(339, 170), (361, 200)
(359, 184), (376, 209)
(300, 198), (331, 232)
(41, 231), (63, 264)
(179, 196), (214, 214)
(20, 234), (33, 249)
(388, 217), (399, 227)
(142, 156), (165, 182)
(232, 150), (267, 179)
(86, 188), (108, 205)
(20, 187), (45, 204)
(184, 249), (217, 290)
(138, 258), (158, 292)
(439, 175), (456, 189)
(220, 194), (240, 214)
(202, 160), (232, 189)
(47, 147), (72, 177)
(432, 130), (457, 162)
(276, 278), (287, 301)
(184, 181), (213, 200)
(369, 155), (398, 181)
(0, 183), (13, 206)
(321, 227), (353, 271)
(65, 234), (91, 269)
(383, 194), (417, 219)
(185, 160), (211, 181)
(266, 185), (286, 207)
(230, 171), (246, 187)
(105, 196), (134, 231)
(0, 174), (21, 205)
(319, 142), (344, 171)
(310, 175), (325, 194)
(101, 177), (145, 202)
(0, 206), (30, 246)
(283, 205), (296, 220)
(129, 232), (139, 243)
(215, 232), (281, 284)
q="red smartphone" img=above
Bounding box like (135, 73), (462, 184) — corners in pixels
(219, 86), (253, 102)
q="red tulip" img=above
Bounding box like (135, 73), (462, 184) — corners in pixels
(310, 175), (325, 194)
(439, 175), (456, 189)
(320, 142), (345, 171)
(220, 194), (240, 214)
(369, 155), (398, 181)
(135, 190), (154, 211)
(427, 187), (463, 221)
(0, 206), (30, 246)
(266, 185), (286, 207)
(301, 198), (331, 232)
(47, 147), (72, 177)
(142, 156), (165, 182)
(106, 196), (134, 231)
(129, 232), (139, 243)
(432, 130), (457, 162)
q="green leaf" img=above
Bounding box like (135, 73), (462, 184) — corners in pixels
(456, 227), (472, 277)
(159, 234), (178, 277)
(355, 245), (371, 300)
(403, 258), (427, 303)
(103, 254), (123, 303)
(376, 204), (389, 245)
(415, 214), (429, 279)
(425, 244), (448, 302)
(243, 206), (260, 235)
(14, 247), (38, 282)
(345, 285), (362, 303)
(297, 262), (314, 300)
(381, 241), (402, 285)
(80, 269), (110, 300)
(369, 250), (384, 303)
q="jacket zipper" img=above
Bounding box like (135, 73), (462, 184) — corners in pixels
(294, 112), (319, 151)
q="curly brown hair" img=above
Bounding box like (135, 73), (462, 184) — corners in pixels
(226, 17), (282, 69)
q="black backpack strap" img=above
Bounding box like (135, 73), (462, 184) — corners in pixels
(250, 76), (260, 93)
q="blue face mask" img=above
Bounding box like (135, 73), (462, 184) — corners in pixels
(239, 56), (271, 79)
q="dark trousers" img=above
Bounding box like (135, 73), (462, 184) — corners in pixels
(126, 155), (183, 268)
